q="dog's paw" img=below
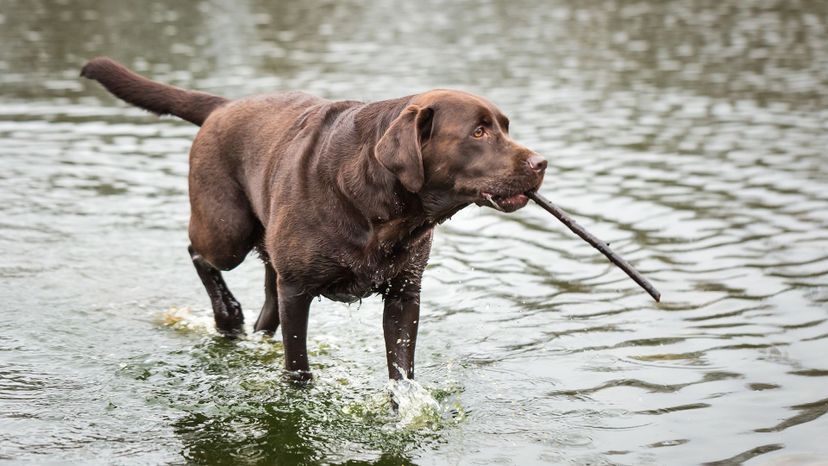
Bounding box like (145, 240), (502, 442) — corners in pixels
(283, 369), (314, 385)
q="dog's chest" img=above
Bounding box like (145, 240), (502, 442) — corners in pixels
(319, 228), (432, 302)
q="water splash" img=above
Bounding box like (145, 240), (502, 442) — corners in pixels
(154, 306), (462, 432)
(385, 378), (442, 429)
(157, 306), (218, 335)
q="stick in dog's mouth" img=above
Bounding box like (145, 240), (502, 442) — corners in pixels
(525, 190), (661, 302)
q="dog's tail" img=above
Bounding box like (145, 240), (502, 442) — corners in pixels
(80, 57), (228, 126)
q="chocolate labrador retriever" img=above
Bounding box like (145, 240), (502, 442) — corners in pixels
(81, 57), (546, 381)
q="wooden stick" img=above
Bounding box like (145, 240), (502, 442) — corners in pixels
(526, 191), (661, 302)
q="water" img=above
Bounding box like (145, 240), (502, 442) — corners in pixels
(1, 0), (827, 464)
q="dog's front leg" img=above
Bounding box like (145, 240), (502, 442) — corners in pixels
(277, 277), (314, 381)
(383, 282), (421, 380)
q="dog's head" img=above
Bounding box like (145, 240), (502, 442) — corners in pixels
(375, 90), (546, 216)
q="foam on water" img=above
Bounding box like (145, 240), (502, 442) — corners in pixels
(157, 306), (219, 335)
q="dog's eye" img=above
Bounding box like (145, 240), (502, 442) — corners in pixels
(472, 126), (485, 138)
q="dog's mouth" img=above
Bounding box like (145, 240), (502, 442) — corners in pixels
(477, 191), (531, 213)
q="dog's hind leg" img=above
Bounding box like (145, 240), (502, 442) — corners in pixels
(253, 261), (279, 334)
(187, 185), (259, 336)
(188, 245), (245, 335)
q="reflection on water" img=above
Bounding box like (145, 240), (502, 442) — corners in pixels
(147, 316), (454, 465)
(1, 0), (827, 464)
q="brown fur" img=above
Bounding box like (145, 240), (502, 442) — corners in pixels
(81, 57), (547, 381)
(81, 58), (227, 126)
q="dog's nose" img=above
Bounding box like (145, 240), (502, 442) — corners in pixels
(526, 154), (547, 173)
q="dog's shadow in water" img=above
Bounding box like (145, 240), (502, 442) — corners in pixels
(158, 333), (440, 465)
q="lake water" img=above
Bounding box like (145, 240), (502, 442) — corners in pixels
(1, 0), (827, 464)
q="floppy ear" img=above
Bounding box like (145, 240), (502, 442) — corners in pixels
(374, 105), (434, 193)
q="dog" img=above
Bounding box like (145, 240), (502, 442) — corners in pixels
(81, 57), (547, 382)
